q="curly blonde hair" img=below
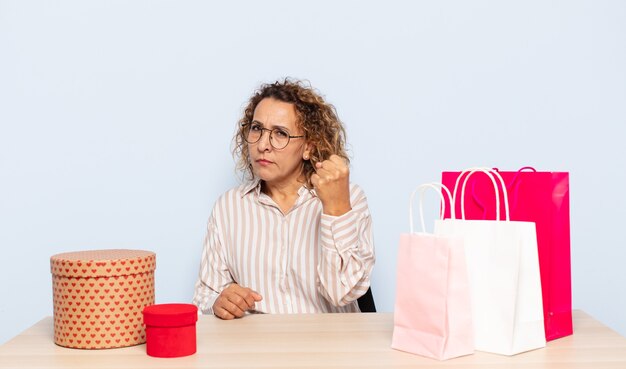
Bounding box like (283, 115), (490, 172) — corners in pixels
(233, 79), (349, 189)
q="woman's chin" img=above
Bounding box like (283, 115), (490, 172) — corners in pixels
(252, 168), (274, 182)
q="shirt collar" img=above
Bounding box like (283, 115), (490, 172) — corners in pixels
(240, 179), (317, 199)
(241, 179), (262, 197)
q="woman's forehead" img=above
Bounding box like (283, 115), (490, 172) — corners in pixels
(253, 98), (299, 129)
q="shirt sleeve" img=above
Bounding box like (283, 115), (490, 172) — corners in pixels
(192, 210), (233, 315)
(317, 184), (376, 307)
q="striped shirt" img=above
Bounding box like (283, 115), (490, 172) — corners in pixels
(192, 180), (375, 314)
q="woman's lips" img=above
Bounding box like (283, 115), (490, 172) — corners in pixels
(256, 159), (273, 166)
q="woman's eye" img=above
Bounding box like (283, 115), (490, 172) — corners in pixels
(274, 129), (289, 138)
(250, 124), (262, 131)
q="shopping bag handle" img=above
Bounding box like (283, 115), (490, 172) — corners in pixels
(453, 167), (510, 221)
(470, 166), (536, 218)
(409, 183), (453, 233)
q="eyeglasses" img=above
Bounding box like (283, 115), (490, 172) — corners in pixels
(242, 122), (304, 150)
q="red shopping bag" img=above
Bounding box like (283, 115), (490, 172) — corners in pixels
(442, 167), (572, 341)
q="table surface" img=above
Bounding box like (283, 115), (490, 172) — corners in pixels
(1, 310), (625, 369)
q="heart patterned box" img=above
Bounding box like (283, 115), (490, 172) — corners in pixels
(50, 249), (156, 349)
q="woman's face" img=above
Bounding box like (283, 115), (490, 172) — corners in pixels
(248, 98), (310, 187)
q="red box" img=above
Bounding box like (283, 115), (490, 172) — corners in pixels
(143, 303), (198, 358)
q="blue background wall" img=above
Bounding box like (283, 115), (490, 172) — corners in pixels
(1, 0), (625, 344)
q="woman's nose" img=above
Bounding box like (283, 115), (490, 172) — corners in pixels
(256, 129), (272, 151)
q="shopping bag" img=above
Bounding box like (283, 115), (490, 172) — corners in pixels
(392, 183), (473, 360)
(442, 167), (572, 341)
(434, 168), (546, 355)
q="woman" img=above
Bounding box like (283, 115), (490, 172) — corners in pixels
(192, 79), (375, 319)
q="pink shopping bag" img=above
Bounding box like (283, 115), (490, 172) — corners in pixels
(442, 167), (572, 341)
(392, 183), (473, 360)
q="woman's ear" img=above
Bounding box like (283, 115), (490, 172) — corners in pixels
(303, 143), (314, 160)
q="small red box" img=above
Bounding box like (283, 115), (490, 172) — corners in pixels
(142, 303), (198, 358)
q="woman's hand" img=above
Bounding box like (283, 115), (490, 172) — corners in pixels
(212, 283), (263, 320)
(311, 154), (352, 216)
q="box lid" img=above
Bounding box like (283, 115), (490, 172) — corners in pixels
(143, 303), (198, 327)
(50, 249), (156, 278)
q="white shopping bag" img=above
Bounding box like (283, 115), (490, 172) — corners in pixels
(434, 168), (546, 355)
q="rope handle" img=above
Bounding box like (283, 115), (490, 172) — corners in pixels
(470, 166), (536, 218)
(452, 167), (510, 221)
(409, 183), (454, 233)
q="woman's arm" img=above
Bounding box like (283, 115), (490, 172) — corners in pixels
(317, 184), (376, 306)
(192, 206), (263, 318)
(192, 212), (232, 314)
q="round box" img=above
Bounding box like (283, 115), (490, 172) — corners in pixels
(50, 249), (156, 349)
(142, 303), (198, 358)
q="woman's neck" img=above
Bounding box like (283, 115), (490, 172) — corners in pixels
(261, 177), (305, 214)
